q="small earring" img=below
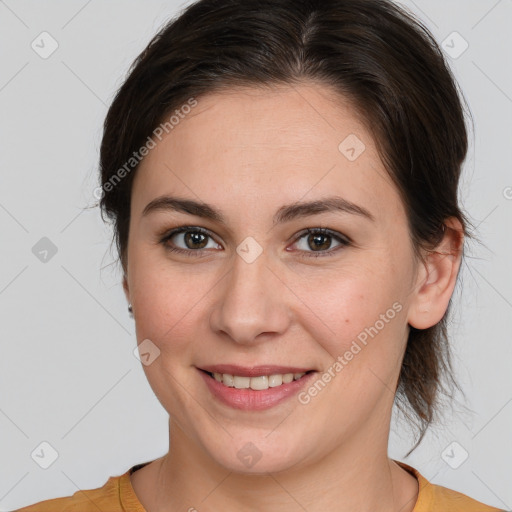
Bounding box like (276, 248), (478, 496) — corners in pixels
(128, 303), (133, 315)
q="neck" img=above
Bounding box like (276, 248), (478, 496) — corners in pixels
(142, 418), (418, 512)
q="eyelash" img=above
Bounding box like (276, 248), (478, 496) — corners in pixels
(158, 226), (351, 258)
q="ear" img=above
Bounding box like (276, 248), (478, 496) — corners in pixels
(122, 271), (130, 303)
(407, 217), (464, 330)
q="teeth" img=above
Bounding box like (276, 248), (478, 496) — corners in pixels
(249, 375), (268, 390)
(268, 374), (283, 387)
(234, 376), (250, 389)
(223, 374), (234, 387)
(211, 371), (307, 390)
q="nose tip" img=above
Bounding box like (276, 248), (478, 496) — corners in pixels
(209, 254), (292, 345)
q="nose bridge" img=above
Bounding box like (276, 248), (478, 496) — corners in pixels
(209, 243), (290, 344)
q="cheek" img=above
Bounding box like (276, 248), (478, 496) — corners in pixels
(129, 259), (208, 414)
(308, 261), (409, 383)
(128, 248), (207, 356)
(321, 295), (406, 367)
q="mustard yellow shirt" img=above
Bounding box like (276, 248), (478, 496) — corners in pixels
(14, 460), (504, 511)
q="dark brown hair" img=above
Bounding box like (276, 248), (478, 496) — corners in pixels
(98, 0), (472, 452)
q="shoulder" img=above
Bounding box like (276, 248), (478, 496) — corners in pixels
(396, 461), (505, 512)
(13, 469), (141, 512)
(423, 481), (504, 511)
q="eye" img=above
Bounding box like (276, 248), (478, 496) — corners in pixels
(160, 226), (221, 256)
(159, 226), (350, 258)
(290, 228), (350, 257)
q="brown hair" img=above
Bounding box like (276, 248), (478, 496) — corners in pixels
(98, 0), (472, 452)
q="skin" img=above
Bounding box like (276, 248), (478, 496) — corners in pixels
(123, 82), (463, 511)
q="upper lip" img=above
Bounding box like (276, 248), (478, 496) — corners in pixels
(199, 365), (315, 377)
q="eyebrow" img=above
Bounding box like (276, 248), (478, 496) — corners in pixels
(142, 195), (375, 224)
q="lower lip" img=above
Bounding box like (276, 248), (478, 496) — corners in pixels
(198, 369), (316, 411)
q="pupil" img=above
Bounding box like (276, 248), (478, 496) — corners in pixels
(309, 233), (330, 251)
(186, 231), (207, 249)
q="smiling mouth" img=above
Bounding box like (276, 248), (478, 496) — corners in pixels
(201, 369), (315, 390)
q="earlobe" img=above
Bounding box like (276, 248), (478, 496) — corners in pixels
(407, 218), (464, 330)
(123, 273), (130, 302)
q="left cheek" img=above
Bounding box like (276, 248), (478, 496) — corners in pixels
(319, 281), (405, 364)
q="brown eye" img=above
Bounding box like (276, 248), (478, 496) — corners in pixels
(307, 232), (332, 251)
(182, 231), (209, 249)
(292, 228), (350, 258)
(160, 227), (221, 256)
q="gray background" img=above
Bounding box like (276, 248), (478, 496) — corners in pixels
(0, 0), (511, 510)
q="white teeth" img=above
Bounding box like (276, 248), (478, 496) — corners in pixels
(210, 371), (307, 390)
(223, 374), (234, 387)
(249, 375), (268, 390)
(233, 376), (250, 389)
(268, 374), (283, 387)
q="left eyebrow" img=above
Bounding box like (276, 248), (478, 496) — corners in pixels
(274, 195), (375, 224)
(141, 195), (375, 224)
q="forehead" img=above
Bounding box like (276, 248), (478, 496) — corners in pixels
(132, 82), (401, 224)
(158, 83), (374, 166)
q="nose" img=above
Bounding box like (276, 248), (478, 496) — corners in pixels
(209, 248), (292, 345)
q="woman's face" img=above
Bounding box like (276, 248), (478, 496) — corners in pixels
(124, 83), (422, 473)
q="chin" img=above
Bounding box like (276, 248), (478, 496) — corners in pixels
(199, 429), (311, 475)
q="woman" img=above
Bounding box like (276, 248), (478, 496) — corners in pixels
(16, 0), (504, 510)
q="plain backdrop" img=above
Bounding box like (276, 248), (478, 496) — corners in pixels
(0, 0), (511, 510)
